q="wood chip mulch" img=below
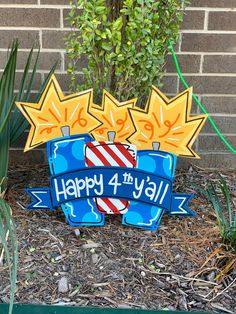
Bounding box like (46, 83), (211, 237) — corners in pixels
(0, 164), (235, 313)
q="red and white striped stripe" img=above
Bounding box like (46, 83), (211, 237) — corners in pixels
(85, 141), (137, 214)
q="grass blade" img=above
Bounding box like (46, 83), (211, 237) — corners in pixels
(192, 177), (235, 252)
(0, 198), (18, 314)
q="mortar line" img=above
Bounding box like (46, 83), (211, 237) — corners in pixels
(0, 4), (70, 8)
(199, 54), (204, 74)
(185, 7), (236, 12)
(61, 52), (65, 72)
(39, 29), (42, 50)
(167, 52), (236, 56)
(181, 30), (236, 34)
(60, 8), (63, 29)
(164, 73), (236, 77)
(204, 10), (209, 30)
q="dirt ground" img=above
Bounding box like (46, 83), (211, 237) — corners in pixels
(0, 164), (236, 313)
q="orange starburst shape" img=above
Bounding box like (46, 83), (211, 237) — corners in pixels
(89, 90), (137, 142)
(128, 86), (207, 158)
(16, 75), (100, 151)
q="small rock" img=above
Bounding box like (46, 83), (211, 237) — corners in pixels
(155, 262), (165, 269)
(62, 264), (70, 272)
(144, 231), (152, 235)
(58, 277), (69, 293)
(178, 295), (188, 311)
(55, 254), (66, 261)
(207, 271), (215, 282)
(117, 303), (133, 309)
(91, 253), (99, 264)
(141, 271), (146, 277)
(74, 229), (80, 237)
(1, 296), (10, 303)
(100, 252), (109, 260)
(180, 282), (188, 288)
(82, 242), (101, 249)
(155, 279), (165, 289)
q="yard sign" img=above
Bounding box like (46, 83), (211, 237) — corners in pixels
(16, 75), (207, 230)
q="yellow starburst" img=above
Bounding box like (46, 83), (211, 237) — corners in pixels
(128, 86), (207, 158)
(89, 90), (137, 142)
(16, 75), (100, 151)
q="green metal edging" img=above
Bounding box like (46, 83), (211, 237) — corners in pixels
(0, 304), (211, 314)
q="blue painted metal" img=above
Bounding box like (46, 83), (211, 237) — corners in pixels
(47, 133), (105, 226)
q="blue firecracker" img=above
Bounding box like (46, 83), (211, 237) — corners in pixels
(122, 150), (177, 230)
(47, 134), (105, 226)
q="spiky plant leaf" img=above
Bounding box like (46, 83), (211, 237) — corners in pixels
(0, 197), (18, 314)
(193, 175), (236, 252)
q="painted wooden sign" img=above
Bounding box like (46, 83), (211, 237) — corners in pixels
(16, 75), (207, 230)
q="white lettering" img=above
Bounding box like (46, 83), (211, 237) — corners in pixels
(108, 173), (121, 195)
(93, 174), (104, 196)
(54, 178), (67, 202)
(75, 178), (86, 197)
(159, 183), (169, 204)
(133, 178), (145, 199)
(145, 181), (156, 200)
(154, 181), (164, 202)
(65, 179), (78, 198)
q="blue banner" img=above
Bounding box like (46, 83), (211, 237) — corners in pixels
(26, 166), (194, 216)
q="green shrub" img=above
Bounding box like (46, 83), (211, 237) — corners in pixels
(65, 0), (188, 102)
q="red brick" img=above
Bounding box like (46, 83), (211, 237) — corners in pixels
(208, 12), (236, 31)
(165, 54), (201, 73)
(193, 154), (235, 169)
(179, 76), (236, 94)
(162, 76), (178, 94)
(176, 153), (236, 169)
(189, 0), (236, 8)
(0, 8), (60, 28)
(198, 135), (236, 152)
(181, 10), (205, 30)
(203, 55), (236, 73)
(201, 96), (236, 114)
(42, 30), (70, 49)
(0, 51), (61, 71)
(201, 116), (236, 134)
(0, 0), (37, 3)
(181, 33), (236, 52)
(0, 30), (39, 48)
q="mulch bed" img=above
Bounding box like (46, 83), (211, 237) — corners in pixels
(0, 164), (236, 313)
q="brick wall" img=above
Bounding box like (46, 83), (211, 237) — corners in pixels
(3, 0), (235, 168)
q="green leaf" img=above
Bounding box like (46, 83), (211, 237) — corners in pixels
(0, 197), (18, 314)
(113, 17), (123, 30)
(101, 42), (113, 51)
